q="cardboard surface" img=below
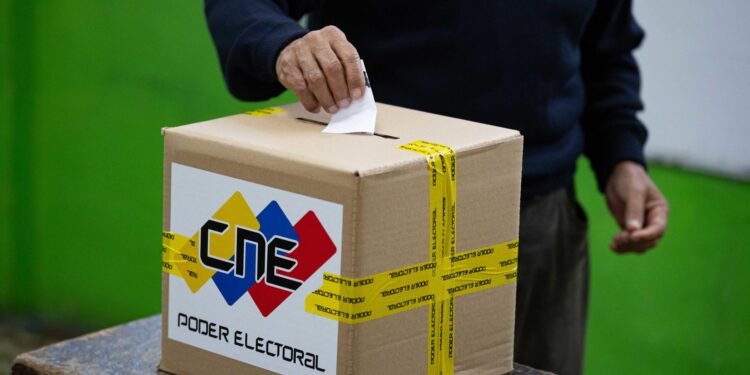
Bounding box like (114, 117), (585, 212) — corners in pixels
(160, 102), (522, 374)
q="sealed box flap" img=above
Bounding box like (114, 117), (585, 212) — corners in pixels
(164, 102), (521, 177)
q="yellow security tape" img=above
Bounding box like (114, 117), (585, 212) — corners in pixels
(303, 240), (518, 323)
(244, 107), (285, 117)
(162, 231), (222, 292)
(402, 140), (456, 375)
(162, 231), (189, 277)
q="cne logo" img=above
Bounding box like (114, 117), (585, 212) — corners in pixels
(200, 220), (303, 292)
(171, 192), (337, 317)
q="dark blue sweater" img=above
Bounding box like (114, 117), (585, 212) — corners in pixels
(205, 0), (648, 198)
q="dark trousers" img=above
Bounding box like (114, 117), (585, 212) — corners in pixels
(514, 185), (590, 375)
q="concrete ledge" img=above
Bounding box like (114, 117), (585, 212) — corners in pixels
(11, 315), (553, 375)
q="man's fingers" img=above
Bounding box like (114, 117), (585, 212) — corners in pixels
(611, 225), (661, 253)
(277, 56), (320, 112)
(623, 188), (646, 231)
(276, 25), (361, 114)
(331, 40), (365, 99)
(611, 232), (659, 253)
(606, 162), (669, 254)
(612, 230), (629, 244)
(277, 47), (306, 91)
(296, 46), (338, 113)
(296, 89), (320, 113)
(612, 238), (658, 253)
(630, 203), (668, 242)
(313, 45), (351, 109)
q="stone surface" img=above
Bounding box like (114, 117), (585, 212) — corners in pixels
(11, 315), (554, 374)
(1, 315), (81, 373)
(12, 316), (162, 375)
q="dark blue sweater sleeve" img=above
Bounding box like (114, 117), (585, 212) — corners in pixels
(580, 0), (648, 191)
(204, 0), (314, 101)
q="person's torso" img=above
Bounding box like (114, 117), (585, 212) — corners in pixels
(311, 0), (598, 196)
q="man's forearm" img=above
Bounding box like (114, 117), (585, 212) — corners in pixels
(579, 0), (648, 191)
(204, 0), (308, 101)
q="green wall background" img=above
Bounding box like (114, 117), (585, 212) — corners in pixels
(1, 0), (12, 312)
(2, 0), (294, 319)
(1, 1), (748, 373)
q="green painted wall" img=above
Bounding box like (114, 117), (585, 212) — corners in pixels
(2, 1), (748, 373)
(1, 0), (294, 322)
(577, 161), (750, 374)
(0, 0), (12, 311)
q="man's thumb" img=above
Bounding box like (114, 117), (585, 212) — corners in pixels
(624, 189), (645, 231)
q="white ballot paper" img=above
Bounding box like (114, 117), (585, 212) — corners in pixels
(323, 61), (377, 134)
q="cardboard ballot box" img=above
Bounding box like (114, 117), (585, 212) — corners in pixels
(160, 103), (523, 375)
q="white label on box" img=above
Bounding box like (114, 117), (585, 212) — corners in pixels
(168, 163), (342, 374)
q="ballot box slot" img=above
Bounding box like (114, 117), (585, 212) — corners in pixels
(295, 117), (399, 140)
